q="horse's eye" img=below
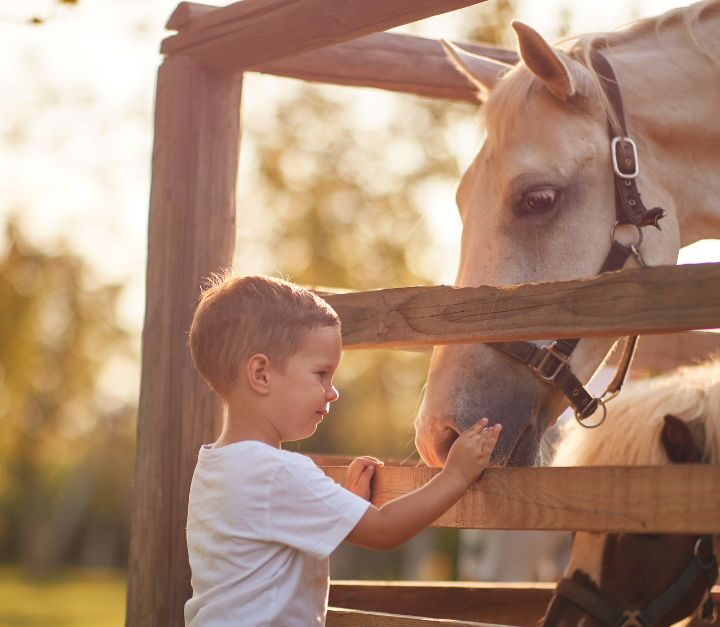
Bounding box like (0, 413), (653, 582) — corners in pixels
(517, 188), (557, 215)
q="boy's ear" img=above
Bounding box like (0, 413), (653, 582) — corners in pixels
(246, 353), (272, 395)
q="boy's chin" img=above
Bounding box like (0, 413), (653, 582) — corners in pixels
(284, 425), (319, 442)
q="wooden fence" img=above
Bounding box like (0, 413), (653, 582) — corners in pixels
(126, 1), (720, 625)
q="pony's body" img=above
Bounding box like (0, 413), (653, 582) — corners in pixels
(415, 1), (720, 467)
(542, 359), (720, 626)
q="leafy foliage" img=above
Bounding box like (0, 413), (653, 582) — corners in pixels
(0, 221), (135, 572)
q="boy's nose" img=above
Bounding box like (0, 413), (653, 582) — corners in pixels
(326, 385), (339, 402)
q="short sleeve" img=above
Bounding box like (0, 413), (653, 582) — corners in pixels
(268, 455), (370, 560)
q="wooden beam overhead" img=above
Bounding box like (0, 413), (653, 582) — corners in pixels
(165, 4), (518, 100)
(321, 464), (720, 534)
(161, 0), (492, 71)
(251, 32), (516, 102)
(323, 263), (720, 349)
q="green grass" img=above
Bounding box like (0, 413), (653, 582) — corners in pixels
(0, 568), (126, 627)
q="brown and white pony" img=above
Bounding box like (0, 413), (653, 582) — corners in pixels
(415, 1), (720, 467)
(542, 358), (720, 626)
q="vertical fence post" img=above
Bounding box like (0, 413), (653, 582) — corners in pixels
(126, 55), (242, 626)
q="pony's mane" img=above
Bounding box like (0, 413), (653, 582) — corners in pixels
(482, 0), (720, 144)
(552, 356), (720, 467)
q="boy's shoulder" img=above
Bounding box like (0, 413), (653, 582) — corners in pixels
(197, 440), (319, 474)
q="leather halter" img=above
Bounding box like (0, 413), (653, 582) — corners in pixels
(488, 50), (665, 426)
(552, 536), (719, 626)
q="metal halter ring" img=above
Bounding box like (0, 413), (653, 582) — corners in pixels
(574, 398), (607, 428)
(611, 221), (645, 266)
(610, 221), (643, 248)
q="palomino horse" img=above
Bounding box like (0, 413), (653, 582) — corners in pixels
(415, 1), (720, 467)
(542, 359), (720, 626)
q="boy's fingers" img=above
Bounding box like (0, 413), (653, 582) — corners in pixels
(463, 418), (489, 434)
(355, 456), (384, 465)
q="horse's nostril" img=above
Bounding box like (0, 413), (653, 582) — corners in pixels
(437, 427), (460, 465)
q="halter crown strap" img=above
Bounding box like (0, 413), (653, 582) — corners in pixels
(589, 50), (666, 229)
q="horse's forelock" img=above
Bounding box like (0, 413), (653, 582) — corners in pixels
(552, 357), (720, 468)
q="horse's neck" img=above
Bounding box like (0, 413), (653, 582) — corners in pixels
(606, 3), (720, 245)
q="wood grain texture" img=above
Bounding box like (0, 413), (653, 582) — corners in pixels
(160, 0), (492, 70)
(125, 56), (242, 627)
(166, 2), (516, 101)
(321, 465), (720, 533)
(330, 582), (554, 625)
(251, 32), (516, 101)
(329, 583), (720, 625)
(326, 608), (500, 627)
(322, 263), (720, 349)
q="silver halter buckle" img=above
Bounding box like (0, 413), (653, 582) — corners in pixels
(611, 136), (640, 179)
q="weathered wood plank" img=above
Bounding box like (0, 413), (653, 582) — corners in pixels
(330, 582), (554, 625)
(166, 3), (516, 101)
(321, 465), (720, 533)
(329, 583), (720, 625)
(326, 608), (500, 627)
(161, 0), (491, 70)
(322, 263), (720, 349)
(125, 56), (242, 627)
(252, 32), (516, 102)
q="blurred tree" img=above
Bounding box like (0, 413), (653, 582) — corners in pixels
(0, 220), (135, 574)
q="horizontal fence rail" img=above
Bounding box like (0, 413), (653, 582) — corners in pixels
(326, 608), (495, 627)
(328, 582), (720, 625)
(167, 5), (516, 101)
(322, 263), (720, 349)
(330, 582), (555, 625)
(161, 0), (491, 70)
(321, 465), (720, 534)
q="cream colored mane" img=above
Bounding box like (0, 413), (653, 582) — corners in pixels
(552, 357), (720, 467)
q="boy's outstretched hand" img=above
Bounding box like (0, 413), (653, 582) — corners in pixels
(443, 418), (502, 486)
(343, 456), (384, 500)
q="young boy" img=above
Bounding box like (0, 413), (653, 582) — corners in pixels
(184, 273), (501, 627)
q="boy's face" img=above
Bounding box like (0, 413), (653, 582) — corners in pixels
(270, 325), (342, 442)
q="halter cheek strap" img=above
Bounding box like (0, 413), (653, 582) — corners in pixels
(553, 536), (719, 627)
(488, 50), (665, 427)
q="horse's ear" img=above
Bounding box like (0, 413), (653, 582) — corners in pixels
(440, 39), (512, 99)
(512, 21), (578, 101)
(661, 414), (702, 463)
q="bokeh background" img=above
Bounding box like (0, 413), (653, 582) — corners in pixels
(1, 0), (716, 624)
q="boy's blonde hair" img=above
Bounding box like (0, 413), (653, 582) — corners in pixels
(188, 273), (340, 398)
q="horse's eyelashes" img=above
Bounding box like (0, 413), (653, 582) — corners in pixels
(515, 187), (558, 216)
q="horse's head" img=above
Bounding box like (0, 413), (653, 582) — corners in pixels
(541, 414), (717, 626)
(415, 22), (680, 467)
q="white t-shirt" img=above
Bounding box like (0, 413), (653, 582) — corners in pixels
(184, 440), (370, 627)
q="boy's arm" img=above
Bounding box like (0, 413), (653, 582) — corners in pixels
(345, 420), (501, 551)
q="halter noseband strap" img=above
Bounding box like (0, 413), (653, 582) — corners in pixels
(488, 50), (665, 426)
